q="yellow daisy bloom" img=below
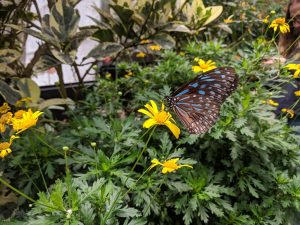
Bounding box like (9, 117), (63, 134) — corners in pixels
(140, 39), (151, 44)
(0, 112), (12, 133)
(11, 109), (43, 134)
(138, 100), (180, 139)
(0, 112), (13, 124)
(192, 59), (217, 73)
(136, 52), (146, 58)
(0, 135), (19, 158)
(285, 64), (300, 78)
(124, 71), (133, 79)
(281, 108), (294, 118)
(294, 90), (300, 96)
(148, 45), (161, 51)
(224, 18), (233, 23)
(269, 18), (290, 33)
(262, 15), (269, 24)
(0, 103), (11, 114)
(150, 158), (193, 174)
(264, 99), (279, 106)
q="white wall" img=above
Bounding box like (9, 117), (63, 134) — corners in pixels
(23, 0), (102, 86)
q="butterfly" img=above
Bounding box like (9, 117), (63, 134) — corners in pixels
(164, 67), (238, 134)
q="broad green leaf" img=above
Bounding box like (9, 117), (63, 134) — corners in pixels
(86, 42), (124, 60)
(50, 48), (77, 64)
(16, 78), (41, 104)
(153, 33), (176, 49)
(0, 49), (21, 63)
(0, 63), (15, 75)
(38, 98), (74, 111)
(203, 6), (223, 26)
(161, 23), (191, 33)
(0, 80), (22, 104)
(49, 0), (80, 41)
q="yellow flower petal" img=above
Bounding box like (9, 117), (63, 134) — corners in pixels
(143, 118), (157, 128)
(165, 121), (180, 139)
(138, 109), (154, 118)
(150, 100), (158, 114)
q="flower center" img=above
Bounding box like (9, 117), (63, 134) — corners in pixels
(200, 63), (209, 69)
(163, 161), (178, 169)
(155, 111), (169, 124)
(275, 18), (285, 24)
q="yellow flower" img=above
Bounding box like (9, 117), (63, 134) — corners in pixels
(136, 52), (146, 58)
(0, 112), (12, 124)
(13, 110), (26, 119)
(105, 72), (112, 79)
(124, 71), (133, 79)
(12, 109), (43, 134)
(192, 59), (217, 73)
(224, 18), (233, 23)
(140, 39), (151, 44)
(264, 99), (279, 106)
(0, 112), (13, 133)
(281, 108), (295, 118)
(15, 97), (32, 107)
(150, 158), (193, 174)
(262, 15), (269, 24)
(0, 103), (11, 114)
(295, 90), (300, 96)
(270, 10), (276, 14)
(285, 64), (300, 78)
(0, 135), (19, 158)
(269, 18), (290, 33)
(138, 100), (180, 139)
(148, 45), (161, 51)
(179, 51), (185, 56)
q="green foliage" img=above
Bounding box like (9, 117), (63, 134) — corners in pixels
(88, 0), (223, 60)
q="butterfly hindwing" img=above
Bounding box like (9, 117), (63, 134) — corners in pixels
(165, 67), (238, 134)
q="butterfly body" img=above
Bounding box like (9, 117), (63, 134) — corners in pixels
(165, 67), (238, 134)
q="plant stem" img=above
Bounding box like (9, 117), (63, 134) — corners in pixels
(101, 126), (156, 225)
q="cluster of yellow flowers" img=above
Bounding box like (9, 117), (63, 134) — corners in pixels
(0, 99), (43, 159)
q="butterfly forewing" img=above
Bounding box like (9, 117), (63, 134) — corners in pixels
(166, 67), (238, 134)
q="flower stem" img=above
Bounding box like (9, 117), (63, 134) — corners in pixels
(101, 126), (156, 225)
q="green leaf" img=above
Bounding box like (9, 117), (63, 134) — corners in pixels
(16, 78), (41, 104)
(49, 0), (80, 41)
(0, 80), (21, 104)
(153, 33), (176, 49)
(202, 6), (223, 26)
(86, 42), (124, 60)
(38, 98), (74, 111)
(0, 49), (21, 63)
(240, 127), (255, 138)
(116, 207), (140, 218)
(126, 218), (147, 225)
(225, 130), (236, 141)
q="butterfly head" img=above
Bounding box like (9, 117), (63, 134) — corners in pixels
(164, 96), (175, 108)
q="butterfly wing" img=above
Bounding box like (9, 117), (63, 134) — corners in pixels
(167, 67), (238, 134)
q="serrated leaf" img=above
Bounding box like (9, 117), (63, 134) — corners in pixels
(225, 130), (236, 141)
(167, 181), (192, 193)
(116, 207), (140, 218)
(240, 127), (255, 138)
